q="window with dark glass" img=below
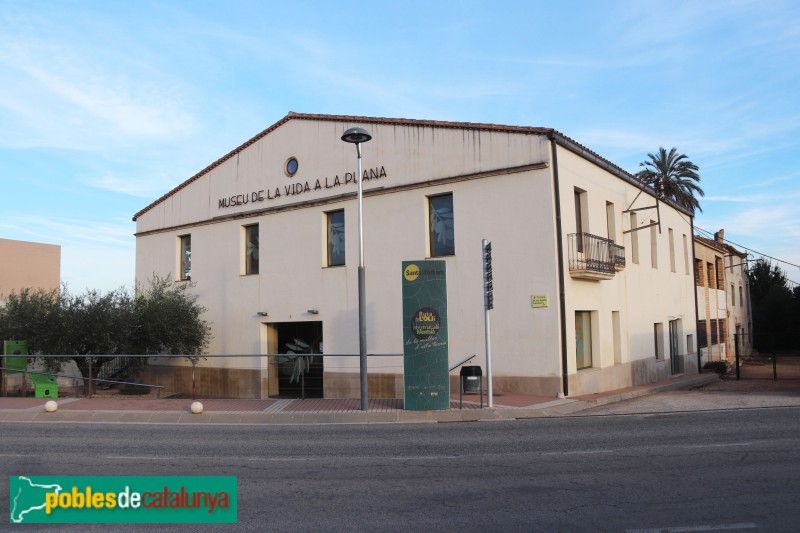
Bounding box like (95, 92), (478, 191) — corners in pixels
(326, 210), (345, 266)
(179, 234), (191, 281)
(575, 311), (593, 369)
(245, 224), (259, 275)
(428, 194), (455, 257)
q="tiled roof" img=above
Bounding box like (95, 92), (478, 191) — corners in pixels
(694, 235), (728, 253)
(694, 234), (746, 257)
(132, 112), (658, 221)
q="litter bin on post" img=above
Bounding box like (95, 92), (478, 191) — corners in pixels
(459, 365), (483, 408)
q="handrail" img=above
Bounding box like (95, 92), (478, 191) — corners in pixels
(449, 354), (476, 372)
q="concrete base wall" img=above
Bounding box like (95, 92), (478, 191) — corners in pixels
(140, 365), (261, 399)
(570, 354), (697, 396)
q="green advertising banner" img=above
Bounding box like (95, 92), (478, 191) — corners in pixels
(402, 260), (449, 410)
(9, 476), (237, 524)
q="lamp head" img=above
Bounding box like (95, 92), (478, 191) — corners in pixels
(341, 127), (372, 144)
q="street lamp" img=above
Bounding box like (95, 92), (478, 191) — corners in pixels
(341, 126), (372, 411)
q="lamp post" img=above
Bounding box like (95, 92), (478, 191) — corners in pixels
(341, 126), (372, 411)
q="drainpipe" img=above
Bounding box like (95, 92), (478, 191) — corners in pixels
(549, 133), (569, 397)
(691, 216), (701, 373)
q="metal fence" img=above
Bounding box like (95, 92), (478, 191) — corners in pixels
(0, 353), (404, 400)
(734, 333), (800, 381)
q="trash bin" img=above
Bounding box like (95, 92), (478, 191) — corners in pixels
(30, 374), (58, 399)
(460, 365), (482, 393)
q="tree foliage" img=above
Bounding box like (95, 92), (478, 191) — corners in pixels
(637, 147), (705, 213)
(0, 275), (211, 394)
(748, 259), (799, 352)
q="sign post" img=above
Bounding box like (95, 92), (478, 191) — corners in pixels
(483, 239), (494, 408)
(402, 261), (449, 410)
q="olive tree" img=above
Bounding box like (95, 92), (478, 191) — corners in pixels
(0, 276), (211, 395)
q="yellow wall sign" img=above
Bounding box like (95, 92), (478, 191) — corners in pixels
(531, 294), (549, 308)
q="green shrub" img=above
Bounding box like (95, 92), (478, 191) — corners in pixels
(703, 361), (728, 375)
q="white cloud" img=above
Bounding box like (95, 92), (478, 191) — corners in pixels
(0, 31), (198, 150)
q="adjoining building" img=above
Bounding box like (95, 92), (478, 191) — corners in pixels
(693, 230), (753, 363)
(0, 238), (61, 303)
(133, 112), (699, 399)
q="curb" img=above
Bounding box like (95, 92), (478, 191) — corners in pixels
(0, 374), (721, 425)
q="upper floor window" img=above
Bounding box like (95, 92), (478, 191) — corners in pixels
(428, 193), (455, 257)
(244, 224), (259, 275)
(574, 188), (587, 252)
(179, 234), (191, 281)
(668, 228), (676, 272)
(683, 234), (690, 275)
(650, 220), (658, 268)
(326, 210), (345, 266)
(630, 212), (639, 264)
(606, 202), (616, 243)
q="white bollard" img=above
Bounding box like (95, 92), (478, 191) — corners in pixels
(190, 401), (204, 414)
(44, 400), (58, 413)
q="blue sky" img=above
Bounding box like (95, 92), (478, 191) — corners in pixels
(1, 0), (799, 291)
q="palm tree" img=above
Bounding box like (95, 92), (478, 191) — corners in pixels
(636, 147), (704, 213)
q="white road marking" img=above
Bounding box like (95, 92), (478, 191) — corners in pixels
(627, 522), (758, 532)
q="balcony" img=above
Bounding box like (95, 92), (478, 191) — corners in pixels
(567, 233), (624, 281)
(610, 242), (626, 271)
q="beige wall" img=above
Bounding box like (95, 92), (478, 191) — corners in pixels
(556, 148), (698, 395)
(0, 238), (61, 301)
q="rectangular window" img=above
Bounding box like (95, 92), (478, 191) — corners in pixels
(612, 311), (621, 365)
(244, 224), (259, 275)
(731, 284), (735, 306)
(654, 322), (664, 359)
(575, 311), (593, 369)
(683, 234), (689, 275)
(179, 234), (191, 281)
(716, 257), (724, 288)
(707, 262), (716, 289)
(695, 259), (703, 286)
(697, 320), (708, 349)
(668, 228), (676, 272)
(739, 286), (743, 307)
(326, 210), (345, 266)
(428, 193), (455, 257)
(710, 319), (719, 345)
(630, 212), (639, 264)
(606, 202), (616, 243)
(650, 220), (658, 268)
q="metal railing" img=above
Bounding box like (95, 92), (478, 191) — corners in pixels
(610, 242), (626, 269)
(567, 232), (617, 275)
(735, 333), (800, 381)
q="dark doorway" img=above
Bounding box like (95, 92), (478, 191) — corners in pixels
(669, 319), (682, 375)
(275, 321), (323, 398)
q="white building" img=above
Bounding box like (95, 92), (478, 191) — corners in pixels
(134, 113), (699, 399)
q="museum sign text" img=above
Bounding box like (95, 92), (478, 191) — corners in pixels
(217, 166), (388, 209)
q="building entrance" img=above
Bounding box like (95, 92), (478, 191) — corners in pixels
(269, 321), (323, 399)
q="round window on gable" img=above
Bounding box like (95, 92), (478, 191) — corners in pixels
(285, 157), (299, 177)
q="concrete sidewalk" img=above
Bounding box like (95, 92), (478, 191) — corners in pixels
(0, 373), (720, 425)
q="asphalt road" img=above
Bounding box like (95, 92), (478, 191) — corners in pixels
(2, 406), (799, 532)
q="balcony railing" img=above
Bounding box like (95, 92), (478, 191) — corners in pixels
(610, 242), (626, 270)
(568, 233), (623, 280)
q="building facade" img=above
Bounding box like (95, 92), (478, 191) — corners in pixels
(134, 113), (698, 399)
(694, 231), (753, 364)
(0, 238), (61, 303)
